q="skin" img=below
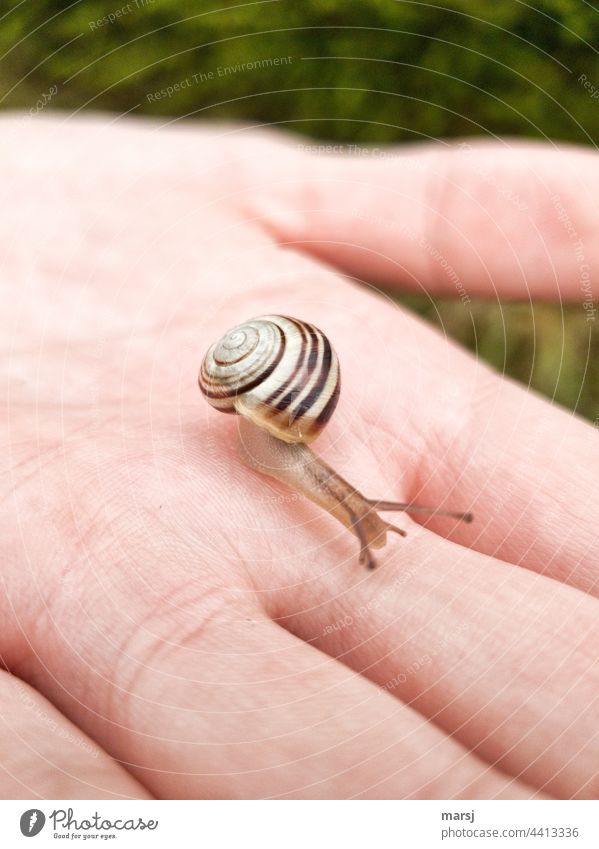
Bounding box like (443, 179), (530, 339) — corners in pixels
(2, 114), (599, 799)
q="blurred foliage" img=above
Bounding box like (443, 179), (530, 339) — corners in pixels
(1, 0), (598, 419)
(397, 296), (599, 422)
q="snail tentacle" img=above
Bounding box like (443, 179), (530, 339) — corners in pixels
(367, 500), (474, 523)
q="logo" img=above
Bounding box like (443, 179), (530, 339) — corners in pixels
(19, 810), (46, 837)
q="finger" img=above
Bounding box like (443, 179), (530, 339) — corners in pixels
(246, 138), (599, 302)
(0, 455), (535, 803)
(366, 304), (599, 597)
(0, 670), (150, 799)
(9, 611), (539, 800)
(328, 290), (599, 597)
(237, 144), (599, 595)
(214, 265), (599, 598)
(254, 525), (599, 800)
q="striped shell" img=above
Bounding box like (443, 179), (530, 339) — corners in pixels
(199, 315), (340, 444)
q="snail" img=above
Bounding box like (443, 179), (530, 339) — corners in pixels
(199, 315), (472, 569)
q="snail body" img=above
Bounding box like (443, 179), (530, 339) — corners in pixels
(200, 315), (472, 568)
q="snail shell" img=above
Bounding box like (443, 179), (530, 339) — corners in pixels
(199, 315), (340, 444)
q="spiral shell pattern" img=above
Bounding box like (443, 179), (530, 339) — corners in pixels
(199, 315), (340, 444)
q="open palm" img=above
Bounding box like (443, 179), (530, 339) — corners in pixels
(2, 115), (598, 799)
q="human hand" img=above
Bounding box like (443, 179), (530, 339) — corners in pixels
(2, 115), (598, 799)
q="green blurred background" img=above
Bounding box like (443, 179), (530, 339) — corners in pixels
(2, 0), (598, 420)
